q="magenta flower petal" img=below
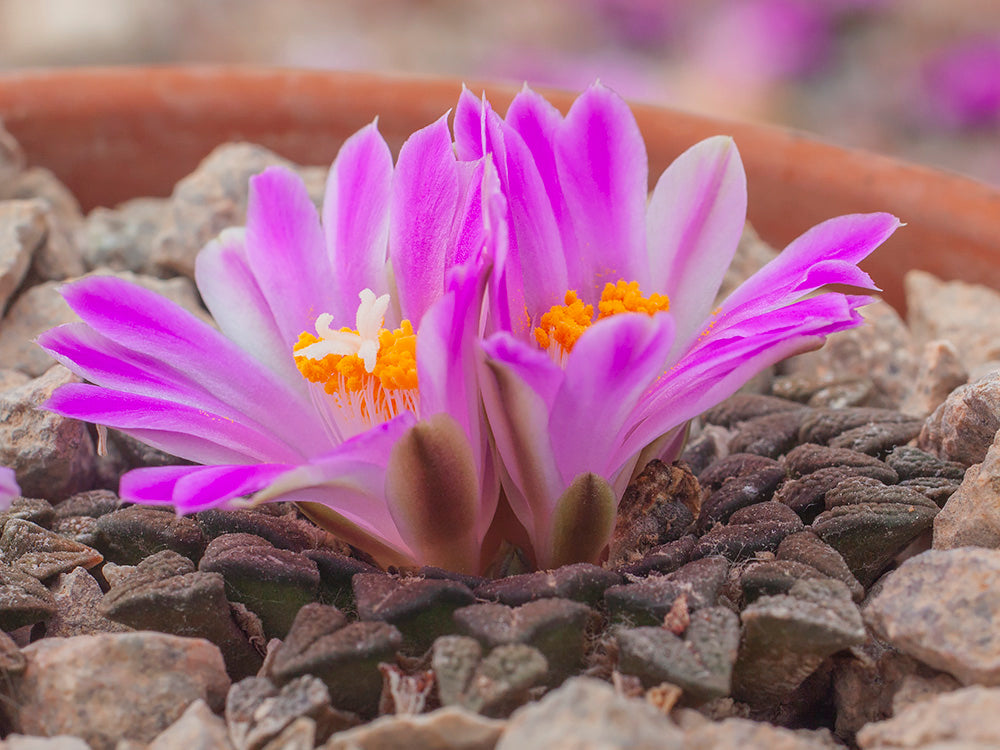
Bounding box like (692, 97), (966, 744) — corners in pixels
(323, 121), (393, 324)
(54, 276), (326, 455)
(719, 213), (898, 324)
(0, 467), (18, 508)
(46, 383), (299, 464)
(195, 229), (304, 390)
(390, 113), (464, 325)
(554, 82), (650, 301)
(245, 166), (338, 342)
(549, 312), (675, 485)
(121, 463), (293, 513)
(646, 136), (748, 348)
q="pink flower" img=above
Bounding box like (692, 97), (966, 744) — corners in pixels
(0, 467), (18, 509)
(39, 120), (506, 574)
(455, 84), (899, 567)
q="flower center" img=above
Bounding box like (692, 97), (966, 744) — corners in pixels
(294, 289), (419, 426)
(534, 280), (670, 356)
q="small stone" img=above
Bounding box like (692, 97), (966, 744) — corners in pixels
(199, 533), (320, 639)
(497, 676), (685, 750)
(453, 598), (594, 683)
(196, 507), (329, 552)
(321, 706), (504, 750)
(0, 561), (56, 631)
(919, 369), (1000, 466)
(0, 200), (45, 313)
(8, 632), (230, 750)
(474, 562), (621, 608)
(683, 716), (842, 750)
(267, 603), (401, 717)
(702, 394), (806, 428)
(813, 477), (939, 587)
(80, 197), (170, 274)
(934, 428), (1000, 550)
(693, 502), (803, 562)
(779, 300), (918, 408)
(96, 505), (207, 564)
(697, 464), (786, 529)
(227, 674), (348, 750)
(784, 443), (898, 480)
(865, 547), (1000, 686)
(432, 636), (484, 708)
(828, 419), (923, 457)
(608, 459), (698, 565)
(151, 143), (297, 278)
(901, 339), (970, 418)
(856, 685), (1000, 749)
(0, 365), (96, 500)
(2, 735), (93, 749)
(732, 578), (865, 708)
(353, 574), (474, 654)
(148, 698), (234, 750)
(806, 378), (876, 409)
(616, 606), (740, 702)
(885, 446), (967, 482)
(0, 517), (103, 581)
(605, 556), (729, 625)
(1, 497), (55, 527)
(906, 269), (1000, 371)
(100, 561), (263, 679)
(260, 717), (315, 750)
(45, 567), (131, 637)
(0, 627), (26, 674)
(0, 120), (25, 186)
(728, 409), (813, 459)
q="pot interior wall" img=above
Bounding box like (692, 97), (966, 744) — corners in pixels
(1, 67), (999, 314)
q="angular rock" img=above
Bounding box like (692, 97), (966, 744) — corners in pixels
(693, 502), (803, 562)
(856, 685), (1000, 749)
(698, 464), (786, 529)
(0, 517), (103, 581)
(813, 477), (938, 587)
(0, 365), (96, 500)
(0, 200), (45, 313)
(605, 555), (729, 625)
(728, 409), (812, 458)
(45, 567), (131, 637)
(151, 143), (296, 277)
(906, 269), (1000, 370)
(865, 547), (1000, 686)
(919, 369), (1000, 466)
(100, 557), (263, 679)
(682, 714), (842, 750)
(80, 197), (169, 274)
(900, 339), (969, 418)
(0, 561), (56, 631)
(702, 394), (807, 428)
(267, 603), (400, 717)
(474, 562), (621, 608)
(616, 606), (740, 702)
(148, 698), (234, 750)
(0, 120), (25, 187)
(497, 677), (685, 750)
(199, 533), (320, 639)
(934, 428), (1000, 550)
(8, 632), (229, 750)
(608, 459), (698, 565)
(354, 574), (474, 653)
(321, 706), (504, 750)
(453, 598), (594, 683)
(732, 578), (865, 708)
(807, 378), (876, 409)
(3, 735), (93, 749)
(96, 505), (207, 564)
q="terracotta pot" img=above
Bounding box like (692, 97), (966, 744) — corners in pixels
(1, 66), (998, 312)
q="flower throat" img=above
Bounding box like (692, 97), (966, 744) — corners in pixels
(294, 289), (418, 426)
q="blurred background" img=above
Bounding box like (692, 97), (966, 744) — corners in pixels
(0, 0), (998, 184)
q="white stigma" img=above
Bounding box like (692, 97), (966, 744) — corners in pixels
(295, 288), (390, 373)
